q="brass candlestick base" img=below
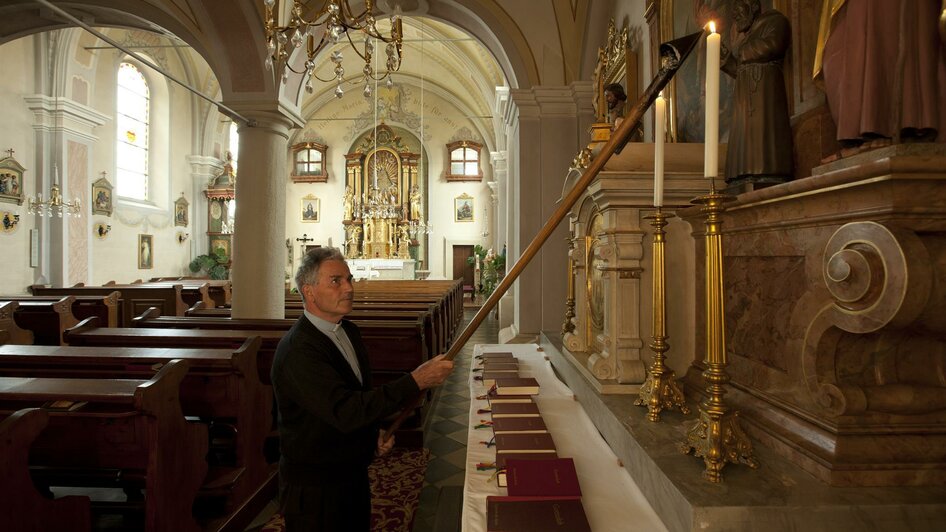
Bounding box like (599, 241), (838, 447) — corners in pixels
(682, 407), (758, 483)
(679, 189), (757, 482)
(635, 208), (689, 421)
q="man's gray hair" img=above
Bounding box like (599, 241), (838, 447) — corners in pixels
(295, 247), (346, 295)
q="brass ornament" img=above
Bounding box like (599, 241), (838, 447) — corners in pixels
(679, 190), (758, 482)
(635, 208), (689, 421)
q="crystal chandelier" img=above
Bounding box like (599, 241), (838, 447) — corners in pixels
(263, 0), (403, 97)
(408, 219), (432, 238)
(28, 165), (81, 217)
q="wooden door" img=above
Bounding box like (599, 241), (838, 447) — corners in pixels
(452, 245), (474, 286)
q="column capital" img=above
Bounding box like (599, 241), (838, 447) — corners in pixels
(221, 101), (305, 138)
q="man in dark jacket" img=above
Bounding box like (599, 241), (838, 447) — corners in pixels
(272, 247), (453, 531)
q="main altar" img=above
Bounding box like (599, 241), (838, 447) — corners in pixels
(342, 124), (426, 262)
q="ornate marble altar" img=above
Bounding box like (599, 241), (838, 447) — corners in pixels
(677, 144), (946, 487)
(561, 142), (721, 393)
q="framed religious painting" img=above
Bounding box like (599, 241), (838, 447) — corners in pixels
(301, 194), (320, 223)
(174, 194), (189, 227)
(0, 150), (26, 206)
(91, 174), (113, 216)
(210, 235), (231, 262)
(454, 193), (474, 223)
(138, 234), (153, 269)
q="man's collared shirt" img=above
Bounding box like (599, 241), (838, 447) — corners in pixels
(304, 309), (363, 384)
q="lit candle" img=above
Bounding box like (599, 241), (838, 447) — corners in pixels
(704, 22), (720, 179)
(654, 92), (666, 207)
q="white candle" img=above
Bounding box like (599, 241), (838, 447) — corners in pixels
(704, 22), (720, 179)
(654, 92), (666, 207)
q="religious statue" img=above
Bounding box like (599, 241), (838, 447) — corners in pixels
(721, 0), (794, 186)
(814, 0), (946, 156)
(364, 218), (373, 243)
(346, 226), (362, 258)
(604, 83), (627, 129)
(343, 185), (354, 220)
(397, 224), (411, 258)
(385, 183), (399, 205)
(408, 184), (421, 220)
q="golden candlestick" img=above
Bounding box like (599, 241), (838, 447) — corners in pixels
(681, 187), (758, 482)
(635, 207), (689, 421)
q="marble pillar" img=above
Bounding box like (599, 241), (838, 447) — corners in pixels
(229, 111), (296, 319)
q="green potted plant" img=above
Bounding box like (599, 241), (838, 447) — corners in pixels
(188, 247), (230, 280)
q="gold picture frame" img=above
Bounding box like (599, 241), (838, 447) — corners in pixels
(0, 151), (26, 206)
(301, 194), (320, 223)
(91, 175), (113, 216)
(174, 194), (189, 227)
(138, 234), (153, 269)
(454, 193), (474, 222)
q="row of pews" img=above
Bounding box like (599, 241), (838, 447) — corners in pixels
(0, 278), (463, 531)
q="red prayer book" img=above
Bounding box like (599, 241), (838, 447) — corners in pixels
(505, 458), (581, 497)
(495, 433), (556, 454)
(491, 417), (548, 435)
(495, 377), (539, 395)
(486, 496), (591, 532)
(490, 402), (541, 418)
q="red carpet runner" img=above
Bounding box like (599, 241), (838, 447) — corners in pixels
(262, 447), (431, 532)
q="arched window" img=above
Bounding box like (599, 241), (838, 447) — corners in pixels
(115, 62), (150, 200)
(445, 140), (482, 182)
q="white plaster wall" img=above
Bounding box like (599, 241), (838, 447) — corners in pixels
(85, 34), (195, 284)
(288, 83), (493, 279)
(0, 37), (40, 294)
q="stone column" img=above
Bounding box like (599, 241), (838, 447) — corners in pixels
(229, 111), (296, 319)
(502, 84), (594, 340)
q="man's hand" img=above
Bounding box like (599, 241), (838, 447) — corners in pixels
(376, 430), (395, 457)
(411, 354), (454, 390)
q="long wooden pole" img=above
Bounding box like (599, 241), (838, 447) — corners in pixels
(385, 30), (704, 439)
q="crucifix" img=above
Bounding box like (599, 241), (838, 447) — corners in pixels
(4, 148), (14, 159)
(296, 233), (316, 258)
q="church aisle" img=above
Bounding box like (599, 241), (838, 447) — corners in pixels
(412, 309), (499, 532)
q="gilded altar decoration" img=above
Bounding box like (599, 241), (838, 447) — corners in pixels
(343, 124), (424, 260)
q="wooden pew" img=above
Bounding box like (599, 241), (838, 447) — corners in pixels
(112, 280), (214, 311)
(148, 278), (232, 307)
(0, 408), (91, 532)
(0, 339), (270, 513)
(123, 312), (430, 381)
(5, 297), (78, 345)
(0, 302), (34, 345)
(0, 360), (207, 531)
(65, 316), (430, 448)
(1, 292), (120, 329)
(64, 318), (286, 385)
(30, 285), (187, 326)
(180, 305), (443, 356)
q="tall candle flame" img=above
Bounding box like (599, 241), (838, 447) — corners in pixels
(708, 21), (716, 33)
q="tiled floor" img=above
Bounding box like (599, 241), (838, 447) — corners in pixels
(411, 309), (499, 532)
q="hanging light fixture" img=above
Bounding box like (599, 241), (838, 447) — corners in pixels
(263, 0), (403, 98)
(28, 92), (80, 217)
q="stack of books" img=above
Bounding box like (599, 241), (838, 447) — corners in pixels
(474, 349), (593, 531)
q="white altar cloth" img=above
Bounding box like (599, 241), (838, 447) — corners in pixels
(462, 344), (666, 532)
(347, 258), (416, 280)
